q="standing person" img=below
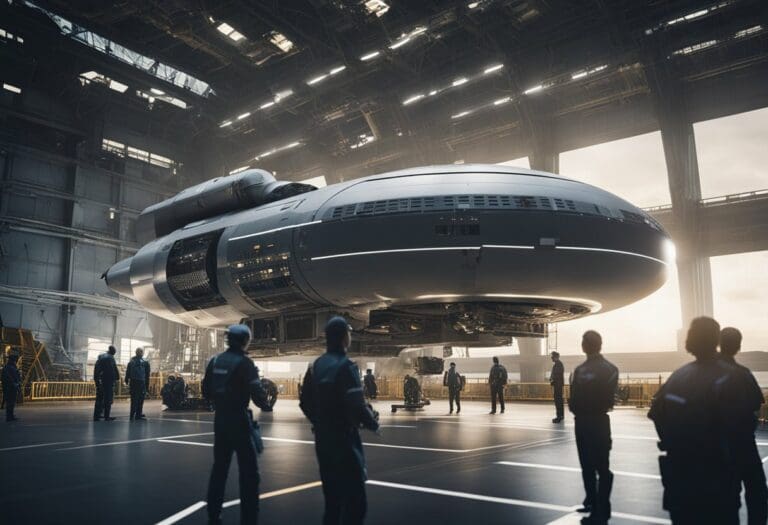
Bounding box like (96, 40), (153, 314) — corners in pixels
(93, 345), (119, 421)
(203, 324), (272, 525)
(550, 351), (565, 423)
(2, 354), (21, 422)
(648, 317), (743, 525)
(569, 331), (618, 525)
(126, 347), (150, 420)
(299, 317), (380, 525)
(363, 369), (378, 400)
(443, 362), (462, 414)
(719, 327), (767, 525)
(488, 356), (508, 415)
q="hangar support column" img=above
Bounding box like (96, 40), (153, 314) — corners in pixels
(517, 338), (547, 382)
(529, 122), (559, 174)
(647, 62), (713, 349)
(518, 122), (558, 381)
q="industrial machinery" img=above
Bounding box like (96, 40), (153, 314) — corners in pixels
(105, 164), (672, 353)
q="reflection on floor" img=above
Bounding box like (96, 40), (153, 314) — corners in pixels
(1, 400), (763, 524)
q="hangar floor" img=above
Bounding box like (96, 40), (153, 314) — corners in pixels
(1, 400), (763, 524)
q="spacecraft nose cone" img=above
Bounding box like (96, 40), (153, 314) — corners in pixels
(104, 257), (134, 299)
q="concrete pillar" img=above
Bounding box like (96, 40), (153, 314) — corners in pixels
(647, 58), (713, 348)
(517, 338), (547, 382)
(529, 122), (559, 174)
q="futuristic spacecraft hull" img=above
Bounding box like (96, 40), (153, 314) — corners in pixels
(105, 165), (672, 349)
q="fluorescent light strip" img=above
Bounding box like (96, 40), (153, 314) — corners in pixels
(389, 36), (411, 49)
(555, 246), (668, 265)
(307, 74), (328, 85)
(311, 246), (481, 261)
(360, 51), (380, 61)
(229, 220), (322, 242)
(483, 64), (504, 74)
(403, 94), (424, 105)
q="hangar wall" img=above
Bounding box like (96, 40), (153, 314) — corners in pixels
(0, 85), (221, 377)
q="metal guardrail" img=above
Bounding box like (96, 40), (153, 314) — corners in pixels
(643, 188), (768, 213)
(28, 379), (662, 406)
(29, 378), (203, 401)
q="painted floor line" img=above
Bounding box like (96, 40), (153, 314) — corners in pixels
(366, 480), (671, 524)
(155, 482), (322, 524)
(155, 501), (207, 525)
(496, 461), (661, 480)
(428, 419), (660, 441)
(159, 435), (561, 454)
(57, 432), (214, 451)
(0, 441), (74, 451)
(157, 439), (213, 447)
(222, 481), (323, 508)
(545, 512), (587, 525)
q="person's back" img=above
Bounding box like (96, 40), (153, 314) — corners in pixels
(445, 366), (461, 390)
(569, 331), (618, 524)
(202, 324), (272, 525)
(299, 317), (379, 525)
(718, 326), (767, 525)
(648, 317), (743, 524)
(363, 370), (377, 399)
(93, 347), (118, 421)
(97, 352), (118, 384)
(569, 356), (618, 418)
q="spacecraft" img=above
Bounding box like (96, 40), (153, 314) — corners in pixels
(105, 165), (672, 352)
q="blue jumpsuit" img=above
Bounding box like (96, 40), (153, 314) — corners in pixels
(202, 349), (272, 524)
(300, 348), (379, 525)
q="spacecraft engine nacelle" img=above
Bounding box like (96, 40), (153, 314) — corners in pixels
(105, 165), (673, 350)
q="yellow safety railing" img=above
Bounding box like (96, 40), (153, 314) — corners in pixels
(29, 379), (202, 401)
(28, 378), (663, 406)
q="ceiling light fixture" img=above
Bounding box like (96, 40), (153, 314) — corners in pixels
(483, 64), (504, 74)
(307, 74), (328, 85)
(402, 94), (425, 105)
(389, 36), (411, 49)
(360, 50), (381, 61)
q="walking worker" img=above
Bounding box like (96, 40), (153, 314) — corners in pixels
(126, 347), (150, 420)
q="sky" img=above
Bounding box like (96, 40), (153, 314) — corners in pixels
(499, 108), (768, 353)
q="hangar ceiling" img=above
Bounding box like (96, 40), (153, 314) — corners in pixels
(3, 0), (767, 181)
